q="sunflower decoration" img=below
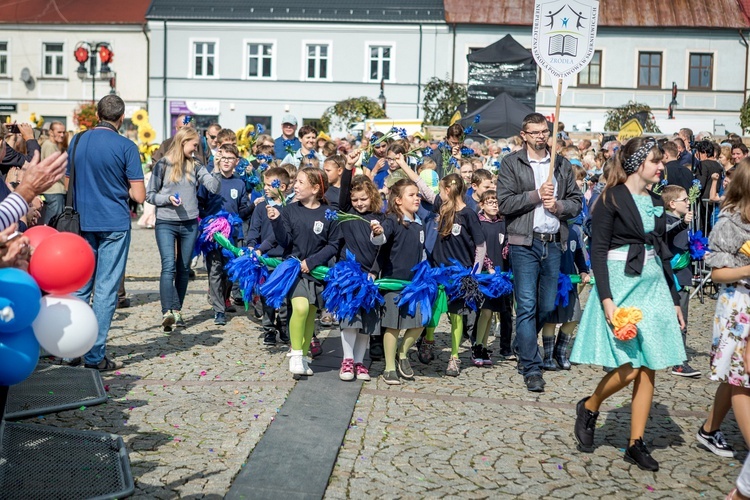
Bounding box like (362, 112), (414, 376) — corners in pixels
(131, 109), (149, 127)
(138, 126), (156, 144)
(29, 113), (44, 129)
(236, 124), (256, 158)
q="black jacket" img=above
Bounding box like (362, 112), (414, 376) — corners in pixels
(664, 160), (693, 193)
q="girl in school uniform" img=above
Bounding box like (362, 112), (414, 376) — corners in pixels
(336, 151), (386, 382)
(370, 179), (427, 385)
(430, 173), (486, 377)
(267, 167), (341, 377)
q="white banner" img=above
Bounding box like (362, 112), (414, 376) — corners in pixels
(532, 0), (599, 95)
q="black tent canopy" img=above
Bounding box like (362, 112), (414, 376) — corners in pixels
(467, 34), (535, 65)
(459, 92), (535, 140)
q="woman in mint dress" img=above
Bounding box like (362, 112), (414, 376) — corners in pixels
(571, 137), (686, 472)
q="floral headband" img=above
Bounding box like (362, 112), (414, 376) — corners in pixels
(623, 138), (656, 175)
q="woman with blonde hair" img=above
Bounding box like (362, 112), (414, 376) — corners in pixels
(147, 127), (221, 331)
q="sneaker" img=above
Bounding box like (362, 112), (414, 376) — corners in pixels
(446, 356), (461, 377)
(225, 299), (237, 313)
(233, 297), (245, 306)
(214, 312), (227, 326)
(574, 397), (599, 452)
(697, 425), (735, 458)
(470, 345), (484, 367)
(263, 331), (277, 346)
(302, 356), (314, 376)
(417, 337), (434, 365)
(481, 347), (493, 367)
(624, 438), (659, 471)
(498, 350), (516, 361)
(162, 311), (175, 332)
(310, 336), (323, 358)
(279, 331), (290, 344)
(289, 350), (306, 376)
(672, 363), (701, 378)
(174, 312), (185, 327)
(524, 374), (545, 393)
(397, 357), (414, 379)
(381, 370), (400, 385)
(340, 358), (355, 381)
(84, 356), (123, 372)
(355, 363), (371, 381)
(319, 312), (334, 327)
(116, 298), (131, 309)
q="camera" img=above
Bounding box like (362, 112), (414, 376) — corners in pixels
(5, 124), (20, 134)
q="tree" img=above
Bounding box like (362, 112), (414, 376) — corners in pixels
(740, 97), (750, 135)
(320, 97), (386, 133)
(422, 76), (467, 126)
(604, 101), (661, 133)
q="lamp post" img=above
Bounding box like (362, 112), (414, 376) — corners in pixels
(668, 81), (678, 120)
(377, 78), (387, 113)
(74, 42), (114, 103)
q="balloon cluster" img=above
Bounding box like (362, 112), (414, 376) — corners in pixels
(0, 227), (98, 385)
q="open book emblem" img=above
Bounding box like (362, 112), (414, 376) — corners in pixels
(549, 34), (577, 57)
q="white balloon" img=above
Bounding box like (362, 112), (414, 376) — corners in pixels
(32, 294), (98, 358)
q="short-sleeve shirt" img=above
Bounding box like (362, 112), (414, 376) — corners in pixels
(431, 206), (486, 268)
(67, 127), (143, 232)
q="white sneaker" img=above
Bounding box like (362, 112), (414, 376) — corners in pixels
(301, 356), (314, 376)
(289, 350), (306, 375)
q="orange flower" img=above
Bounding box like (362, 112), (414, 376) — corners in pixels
(614, 323), (638, 341)
(611, 306), (642, 329)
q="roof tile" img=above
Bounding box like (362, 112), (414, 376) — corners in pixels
(0, 0), (150, 24)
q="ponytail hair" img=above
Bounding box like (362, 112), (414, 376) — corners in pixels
(298, 166), (329, 204)
(438, 173), (465, 238)
(351, 174), (383, 213)
(387, 179), (418, 226)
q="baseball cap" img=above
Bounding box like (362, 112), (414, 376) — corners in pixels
(281, 114), (298, 126)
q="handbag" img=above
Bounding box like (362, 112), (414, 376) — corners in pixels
(49, 131), (86, 234)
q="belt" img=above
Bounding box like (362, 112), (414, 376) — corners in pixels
(533, 231), (560, 242)
(608, 248), (655, 262)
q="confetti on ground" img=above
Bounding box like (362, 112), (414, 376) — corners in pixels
(79, 406), (86, 411)
(114, 371), (122, 375)
(160, 355), (166, 358)
(234, 390), (239, 394)
(558, 465), (563, 470)
(254, 415), (259, 419)
(200, 371), (207, 376)
(646, 486), (654, 492)
(209, 448), (214, 452)
(481, 457), (488, 461)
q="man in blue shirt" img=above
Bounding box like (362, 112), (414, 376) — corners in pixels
(66, 95), (145, 371)
(273, 113), (300, 160)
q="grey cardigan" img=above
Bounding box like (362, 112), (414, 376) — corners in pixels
(496, 147), (582, 246)
(706, 210), (750, 270)
(146, 158), (221, 222)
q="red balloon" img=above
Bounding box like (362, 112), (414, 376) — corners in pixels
(29, 233), (95, 294)
(24, 225), (58, 249)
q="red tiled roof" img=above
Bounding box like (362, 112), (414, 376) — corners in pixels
(444, 0), (750, 29)
(0, 0), (151, 24)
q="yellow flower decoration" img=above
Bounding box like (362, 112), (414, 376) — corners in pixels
(741, 240), (750, 258)
(611, 306), (643, 330)
(132, 109), (149, 127)
(30, 113), (37, 123)
(138, 126), (156, 144)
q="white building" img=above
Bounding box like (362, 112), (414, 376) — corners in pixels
(0, 0), (151, 129)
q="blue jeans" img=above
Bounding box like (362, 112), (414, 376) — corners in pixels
(155, 219), (198, 314)
(42, 193), (65, 224)
(509, 239), (562, 377)
(74, 230), (131, 365)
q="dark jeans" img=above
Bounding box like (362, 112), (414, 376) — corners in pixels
(509, 239), (562, 377)
(42, 193), (65, 224)
(155, 219), (198, 314)
(206, 248), (230, 313)
(262, 296), (289, 339)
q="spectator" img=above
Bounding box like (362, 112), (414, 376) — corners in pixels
(281, 124), (326, 167)
(674, 136), (694, 170)
(40, 121), (68, 224)
(202, 122), (222, 162)
(1, 123), (41, 175)
(274, 114), (301, 160)
(67, 95), (146, 371)
(662, 141), (693, 193)
(732, 143), (748, 164)
(152, 114), (210, 166)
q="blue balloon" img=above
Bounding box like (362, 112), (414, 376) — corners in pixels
(0, 268), (41, 333)
(0, 326), (39, 385)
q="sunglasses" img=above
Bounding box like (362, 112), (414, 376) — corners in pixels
(208, 134), (217, 140)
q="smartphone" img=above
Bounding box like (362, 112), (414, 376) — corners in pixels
(7, 124), (20, 134)
(0, 231), (22, 248)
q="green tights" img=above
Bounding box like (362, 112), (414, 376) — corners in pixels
(289, 297), (317, 353)
(475, 309), (493, 347)
(383, 328), (424, 372)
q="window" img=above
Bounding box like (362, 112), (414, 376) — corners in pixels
(193, 41), (216, 78)
(306, 44), (329, 80)
(43, 42), (64, 77)
(638, 51), (661, 89)
(368, 45), (392, 81)
(245, 115), (272, 131)
(0, 42), (7, 77)
(689, 53), (713, 90)
(247, 43), (273, 79)
(578, 50), (601, 87)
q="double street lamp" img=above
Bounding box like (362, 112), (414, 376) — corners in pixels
(74, 42), (114, 103)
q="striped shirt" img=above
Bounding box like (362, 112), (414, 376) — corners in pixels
(0, 193), (28, 231)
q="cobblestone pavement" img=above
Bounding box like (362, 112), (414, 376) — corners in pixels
(29, 223), (745, 498)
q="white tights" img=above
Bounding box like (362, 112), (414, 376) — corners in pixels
(341, 328), (369, 363)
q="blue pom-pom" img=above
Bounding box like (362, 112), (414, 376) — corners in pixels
(443, 260), (483, 311)
(396, 261), (442, 325)
(556, 273), (574, 307)
(225, 252), (269, 306)
(476, 272), (513, 298)
(259, 258), (301, 308)
(322, 250), (383, 321)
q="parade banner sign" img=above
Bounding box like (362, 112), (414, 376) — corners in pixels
(532, 0), (600, 96)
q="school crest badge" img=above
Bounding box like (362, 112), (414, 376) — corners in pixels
(313, 221), (324, 234)
(451, 224), (462, 236)
(230, 189), (238, 199)
(419, 231), (424, 244)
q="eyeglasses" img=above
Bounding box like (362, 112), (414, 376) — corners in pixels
(374, 143), (388, 148)
(218, 157), (237, 163)
(674, 197), (689, 203)
(482, 200), (498, 206)
(208, 134), (217, 140)
(523, 129), (550, 137)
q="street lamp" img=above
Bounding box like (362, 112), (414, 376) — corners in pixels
(377, 78), (387, 113)
(74, 41), (114, 103)
(668, 81), (678, 119)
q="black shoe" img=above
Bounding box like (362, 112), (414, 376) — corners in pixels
(574, 397), (599, 452)
(370, 338), (384, 361)
(524, 374), (545, 392)
(624, 438), (659, 471)
(189, 269), (196, 280)
(263, 331), (277, 346)
(214, 312), (227, 326)
(671, 363), (701, 377)
(65, 357), (82, 367)
(84, 356), (123, 372)
(116, 298), (131, 309)
(233, 297), (245, 306)
(279, 331), (290, 344)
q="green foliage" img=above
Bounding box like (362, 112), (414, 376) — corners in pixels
(320, 97), (386, 133)
(603, 101), (661, 133)
(740, 97), (750, 135)
(422, 77), (467, 126)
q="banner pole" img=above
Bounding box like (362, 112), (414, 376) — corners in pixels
(547, 77), (563, 183)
